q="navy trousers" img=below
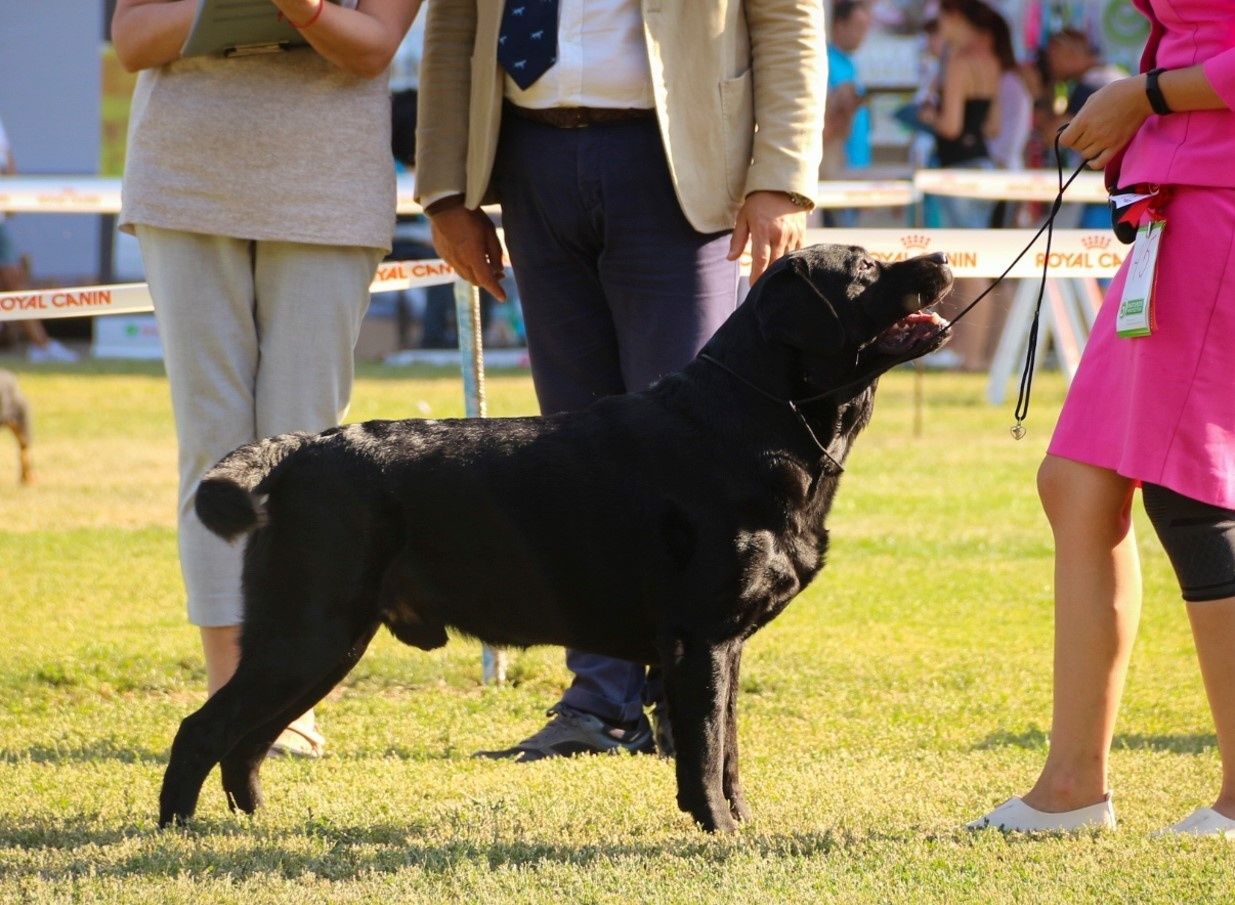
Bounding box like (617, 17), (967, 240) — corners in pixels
(492, 112), (739, 724)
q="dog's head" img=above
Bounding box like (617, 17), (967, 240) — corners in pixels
(748, 244), (953, 394)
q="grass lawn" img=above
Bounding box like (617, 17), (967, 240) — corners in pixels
(0, 359), (1230, 904)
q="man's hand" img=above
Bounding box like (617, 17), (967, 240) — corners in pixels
(1059, 76), (1152, 170)
(428, 201), (507, 301)
(728, 191), (808, 283)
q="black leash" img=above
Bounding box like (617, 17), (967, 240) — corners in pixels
(701, 128), (1092, 460)
(937, 131), (1091, 438)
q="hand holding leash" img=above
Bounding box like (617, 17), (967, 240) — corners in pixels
(1058, 76), (1153, 170)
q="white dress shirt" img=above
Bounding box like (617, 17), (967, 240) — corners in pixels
(503, 0), (654, 109)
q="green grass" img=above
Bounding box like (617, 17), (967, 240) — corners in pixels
(0, 359), (1229, 904)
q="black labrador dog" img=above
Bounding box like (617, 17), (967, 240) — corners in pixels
(159, 244), (952, 833)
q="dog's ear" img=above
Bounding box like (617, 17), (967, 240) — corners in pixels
(752, 255), (850, 358)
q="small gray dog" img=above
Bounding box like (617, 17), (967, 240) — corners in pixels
(0, 370), (32, 484)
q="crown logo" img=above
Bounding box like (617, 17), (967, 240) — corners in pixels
(900, 234), (931, 250)
(1081, 234), (1111, 250)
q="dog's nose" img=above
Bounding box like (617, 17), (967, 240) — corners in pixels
(926, 252), (949, 265)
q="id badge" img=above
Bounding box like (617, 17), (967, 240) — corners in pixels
(1116, 219), (1165, 338)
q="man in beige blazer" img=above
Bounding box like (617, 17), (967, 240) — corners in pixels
(416, 0), (825, 761)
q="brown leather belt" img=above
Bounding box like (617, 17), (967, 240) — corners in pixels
(504, 103), (656, 129)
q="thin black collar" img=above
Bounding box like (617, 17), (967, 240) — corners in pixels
(698, 353), (848, 473)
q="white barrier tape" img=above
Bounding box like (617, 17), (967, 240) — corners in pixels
(2, 176), (919, 215)
(3, 172), (1115, 214)
(2, 172), (1121, 214)
(0, 227), (1125, 324)
(0, 176), (442, 216)
(0, 177), (123, 214)
(808, 180), (918, 209)
(0, 258), (459, 323)
(803, 228), (1126, 279)
(0, 283), (151, 321)
(913, 168), (1110, 203)
(368, 257), (459, 292)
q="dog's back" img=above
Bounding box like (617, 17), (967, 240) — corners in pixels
(0, 370), (32, 484)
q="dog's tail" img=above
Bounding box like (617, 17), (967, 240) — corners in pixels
(195, 432), (316, 541)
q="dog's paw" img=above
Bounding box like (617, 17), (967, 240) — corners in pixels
(157, 807), (193, 830)
(728, 794), (753, 823)
(696, 809), (739, 833)
(680, 795), (740, 833)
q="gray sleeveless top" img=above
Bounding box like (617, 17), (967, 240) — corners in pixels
(121, 48), (394, 251)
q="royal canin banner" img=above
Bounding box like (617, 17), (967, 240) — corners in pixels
(804, 228), (1126, 279)
(0, 231), (1125, 323)
(0, 259), (460, 322)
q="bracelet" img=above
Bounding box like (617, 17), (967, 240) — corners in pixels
(786, 191), (815, 211)
(288, 0), (325, 29)
(1145, 68), (1172, 115)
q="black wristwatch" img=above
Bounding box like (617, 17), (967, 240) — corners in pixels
(1145, 68), (1173, 115)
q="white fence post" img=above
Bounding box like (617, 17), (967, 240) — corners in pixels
(453, 277), (509, 685)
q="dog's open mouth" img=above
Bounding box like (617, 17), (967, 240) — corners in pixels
(875, 310), (950, 355)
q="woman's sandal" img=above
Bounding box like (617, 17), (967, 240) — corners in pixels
(268, 723), (326, 759)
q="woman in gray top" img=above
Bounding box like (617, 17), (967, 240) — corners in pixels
(113, 0), (420, 757)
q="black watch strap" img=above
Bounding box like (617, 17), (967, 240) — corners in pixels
(1146, 68), (1172, 115)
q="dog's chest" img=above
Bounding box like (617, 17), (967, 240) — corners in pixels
(731, 516), (825, 631)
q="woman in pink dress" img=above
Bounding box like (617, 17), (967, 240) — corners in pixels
(969, 0), (1235, 835)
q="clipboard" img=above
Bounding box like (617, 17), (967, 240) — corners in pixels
(180, 0), (338, 58)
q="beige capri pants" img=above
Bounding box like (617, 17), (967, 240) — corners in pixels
(136, 224), (382, 626)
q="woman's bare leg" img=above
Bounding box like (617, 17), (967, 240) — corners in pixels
(1186, 598), (1235, 819)
(1022, 455), (1141, 812)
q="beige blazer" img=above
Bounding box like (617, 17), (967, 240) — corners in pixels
(415, 0), (826, 234)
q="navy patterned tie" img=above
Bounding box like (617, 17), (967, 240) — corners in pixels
(497, 0), (560, 90)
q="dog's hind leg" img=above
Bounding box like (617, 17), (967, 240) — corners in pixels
(160, 668), (268, 827)
(660, 635), (736, 833)
(4, 420), (31, 485)
(159, 618), (367, 828)
(219, 620), (380, 815)
(721, 644), (752, 823)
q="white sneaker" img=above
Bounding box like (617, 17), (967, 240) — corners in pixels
(27, 339), (79, 363)
(966, 794), (1116, 832)
(1158, 807), (1235, 837)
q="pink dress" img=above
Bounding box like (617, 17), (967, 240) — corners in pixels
(1048, 0), (1235, 509)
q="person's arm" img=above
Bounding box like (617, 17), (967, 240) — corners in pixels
(983, 72), (1002, 139)
(111, 0), (196, 72)
(730, 0), (825, 282)
(1199, 47), (1235, 110)
(417, 0), (506, 300)
(269, 0), (421, 78)
(929, 56), (969, 140)
(112, 0), (419, 77)
(823, 82), (859, 145)
(993, 76), (1032, 168)
(1060, 64), (1228, 168)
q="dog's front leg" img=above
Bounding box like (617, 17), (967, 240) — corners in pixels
(660, 634), (736, 833)
(722, 644), (752, 822)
